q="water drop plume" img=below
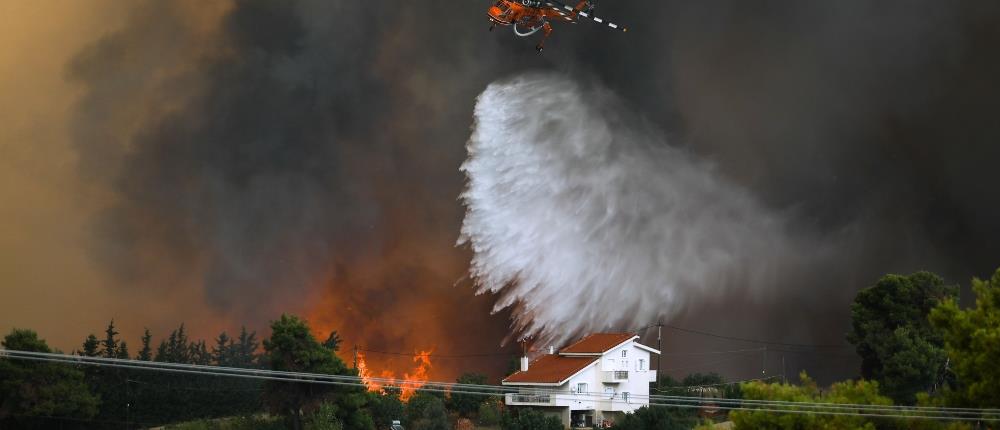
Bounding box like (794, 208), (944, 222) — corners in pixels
(460, 73), (807, 347)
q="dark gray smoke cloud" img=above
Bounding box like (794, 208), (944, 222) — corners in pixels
(67, 0), (1000, 381)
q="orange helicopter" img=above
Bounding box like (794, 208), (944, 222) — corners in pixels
(487, 0), (627, 51)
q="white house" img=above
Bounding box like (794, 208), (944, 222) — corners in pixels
(502, 333), (659, 428)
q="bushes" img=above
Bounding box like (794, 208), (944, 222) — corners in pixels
(478, 399), (503, 426)
(164, 415), (284, 430)
(501, 408), (562, 430)
(405, 392), (449, 430)
(610, 406), (697, 430)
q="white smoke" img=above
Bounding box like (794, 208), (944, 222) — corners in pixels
(459, 73), (807, 347)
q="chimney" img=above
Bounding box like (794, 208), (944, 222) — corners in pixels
(520, 356), (529, 372)
(549, 345), (555, 354)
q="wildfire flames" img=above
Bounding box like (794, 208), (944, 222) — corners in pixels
(357, 350), (434, 401)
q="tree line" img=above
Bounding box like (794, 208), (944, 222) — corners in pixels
(2, 266), (999, 429)
(0, 312), (563, 430)
(615, 267), (1000, 430)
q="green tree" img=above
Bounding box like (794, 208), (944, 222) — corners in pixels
(233, 326), (260, 368)
(930, 267), (1000, 408)
(405, 392), (449, 430)
(368, 390), (405, 430)
(79, 334), (99, 357)
(447, 372), (488, 417)
(116, 341), (129, 359)
(729, 373), (895, 430)
(478, 398), (503, 426)
(323, 331), (342, 352)
(138, 328), (153, 361)
(189, 340), (211, 365)
(682, 372), (725, 386)
(304, 401), (345, 430)
(501, 408), (562, 430)
(101, 319), (120, 358)
(0, 329), (99, 429)
(156, 324), (191, 363)
(213, 331), (232, 365)
(611, 405), (697, 430)
(263, 314), (371, 430)
(847, 271), (957, 404)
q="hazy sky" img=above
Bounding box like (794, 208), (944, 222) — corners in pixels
(1, 1), (136, 349)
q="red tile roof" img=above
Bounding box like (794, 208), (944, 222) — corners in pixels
(502, 355), (598, 384)
(559, 333), (636, 354)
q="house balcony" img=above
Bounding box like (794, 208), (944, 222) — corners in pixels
(602, 370), (629, 383)
(506, 393), (556, 405)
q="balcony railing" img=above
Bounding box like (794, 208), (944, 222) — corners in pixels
(506, 393), (553, 404)
(603, 370), (629, 383)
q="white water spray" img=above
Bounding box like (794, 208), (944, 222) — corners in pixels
(459, 73), (805, 347)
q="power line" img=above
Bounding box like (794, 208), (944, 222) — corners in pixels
(4, 349), (998, 422)
(5, 356), (966, 419)
(661, 347), (766, 356)
(659, 324), (851, 349)
(661, 351), (762, 372)
(652, 375), (780, 391)
(357, 347), (516, 358)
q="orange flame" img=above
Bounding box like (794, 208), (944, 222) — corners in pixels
(357, 350), (434, 402)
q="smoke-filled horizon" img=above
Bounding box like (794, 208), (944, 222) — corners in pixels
(3, 0), (1000, 382)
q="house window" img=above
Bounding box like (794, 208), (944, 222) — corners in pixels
(577, 383), (588, 394)
(623, 392), (630, 403)
(621, 350), (627, 358)
(638, 359), (645, 371)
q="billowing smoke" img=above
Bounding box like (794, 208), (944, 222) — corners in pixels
(461, 73), (824, 346)
(60, 0), (525, 379)
(5, 0), (999, 381)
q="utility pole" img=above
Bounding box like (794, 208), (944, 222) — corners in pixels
(353, 344), (358, 370)
(125, 378), (130, 430)
(761, 345), (767, 379)
(781, 354), (786, 384)
(656, 322), (662, 389)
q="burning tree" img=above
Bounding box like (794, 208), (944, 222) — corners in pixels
(263, 314), (373, 430)
(357, 350), (434, 402)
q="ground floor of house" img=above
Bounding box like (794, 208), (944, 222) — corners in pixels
(519, 406), (629, 429)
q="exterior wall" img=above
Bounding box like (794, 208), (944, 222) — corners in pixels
(564, 364), (599, 410)
(596, 342), (656, 413)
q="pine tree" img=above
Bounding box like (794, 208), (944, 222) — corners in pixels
(235, 326), (259, 368)
(138, 328), (153, 361)
(101, 319), (120, 358)
(79, 334), (99, 357)
(213, 331), (232, 366)
(117, 341), (130, 359)
(189, 340), (211, 365)
(175, 324), (190, 363)
(155, 324), (191, 363)
(323, 330), (342, 352)
(155, 339), (169, 362)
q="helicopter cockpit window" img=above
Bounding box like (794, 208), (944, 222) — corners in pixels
(496, 1), (511, 13)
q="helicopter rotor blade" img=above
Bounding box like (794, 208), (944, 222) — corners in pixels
(544, 0), (627, 32)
